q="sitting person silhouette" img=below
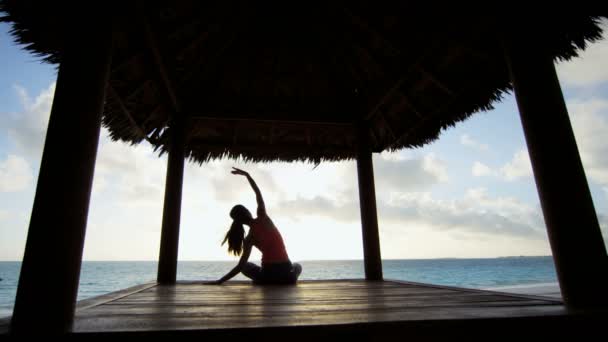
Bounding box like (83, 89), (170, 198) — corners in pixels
(213, 167), (302, 285)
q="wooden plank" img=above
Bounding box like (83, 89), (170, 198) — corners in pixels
(73, 305), (569, 333)
(79, 298), (557, 317)
(62, 280), (582, 334)
(76, 283), (158, 311)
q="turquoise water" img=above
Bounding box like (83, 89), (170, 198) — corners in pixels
(0, 256), (558, 318)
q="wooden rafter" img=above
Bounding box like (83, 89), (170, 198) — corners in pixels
(110, 52), (144, 74)
(125, 79), (153, 101)
(189, 116), (354, 127)
(386, 95), (462, 150)
(107, 86), (153, 143)
(416, 66), (456, 97)
(141, 13), (181, 113)
(189, 140), (353, 154)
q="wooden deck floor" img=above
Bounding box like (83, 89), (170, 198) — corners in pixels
(2, 279), (607, 337)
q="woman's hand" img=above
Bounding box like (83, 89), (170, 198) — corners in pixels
(231, 167), (249, 176)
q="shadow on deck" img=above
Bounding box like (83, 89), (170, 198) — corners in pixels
(2, 279), (607, 338)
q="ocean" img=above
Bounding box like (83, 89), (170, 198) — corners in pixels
(0, 256), (559, 318)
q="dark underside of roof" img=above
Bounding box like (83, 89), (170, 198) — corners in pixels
(1, 1), (605, 163)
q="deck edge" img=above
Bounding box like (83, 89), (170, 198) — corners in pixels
(76, 282), (158, 311)
(385, 279), (564, 304)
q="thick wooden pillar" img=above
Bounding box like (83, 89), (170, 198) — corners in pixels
(505, 38), (608, 308)
(10, 23), (113, 332)
(157, 114), (186, 284)
(357, 127), (383, 281)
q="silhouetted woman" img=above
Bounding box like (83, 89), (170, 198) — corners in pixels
(214, 167), (302, 284)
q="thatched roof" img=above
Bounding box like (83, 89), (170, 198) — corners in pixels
(1, 1), (605, 163)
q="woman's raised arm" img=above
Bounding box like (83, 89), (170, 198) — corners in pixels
(231, 167), (266, 216)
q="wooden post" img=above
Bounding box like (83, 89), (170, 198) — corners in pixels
(10, 22), (113, 332)
(505, 38), (608, 308)
(357, 126), (383, 281)
(157, 114), (186, 284)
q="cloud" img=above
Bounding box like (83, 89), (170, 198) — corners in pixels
(556, 19), (608, 87)
(0, 154), (33, 192)
(460, 134), (489, 151)
(380, 189), (546, 239)
(274, 186), (547, 241)
(92, 132), (167, 207)
(0, 210), (9, 221)
(469, 149), (533, 181)
(472, 161), (495, 177)
(568, 99), (608, 187)
(500, 149), (533, 181)
(4, 83), (55, 159)
(373, 153), (448, 191)
(273, 152), (450, 224)
(275, 195), (359, 223)
(204, 161), (282, 204)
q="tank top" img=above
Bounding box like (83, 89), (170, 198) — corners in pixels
(249, 214), (289, 264)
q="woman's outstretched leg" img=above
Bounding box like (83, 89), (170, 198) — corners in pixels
(242, 262), (262, 283)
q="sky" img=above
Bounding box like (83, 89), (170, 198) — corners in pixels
(1, 21), (607, 262)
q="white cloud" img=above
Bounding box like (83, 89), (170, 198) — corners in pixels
(0, 210), (9, 221)
(370, 153), (448, 192)
(500, 149), (533, 181)
(460, 134), (489, 151)
(274, 184), (547, 241)
(93, 132), (167, 206)
(472, 161), (495, 177)
(5, 83), (55, 159)
(556, 19), (608, 87)
(568, 99), (608, 187)
(382, 189), (545, 239)
(0, 154), (33, 192)
(469, 149), (532, 181)
(422, 153), (449, 183)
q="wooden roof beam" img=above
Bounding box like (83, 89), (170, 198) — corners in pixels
(107, 86), (154, 143)
(364, 45), (462, 123)
(179, 6), (249, 85)
(386, 95), (460, 150)
(140, 13), (181, 113)
(189, 140), (354, 154)
(342, 8), (402, 56)
(189, 116), (354, 127)
(416, 66), (456, 97)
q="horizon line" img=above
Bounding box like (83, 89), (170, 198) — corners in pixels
(0, 255), (554, 262)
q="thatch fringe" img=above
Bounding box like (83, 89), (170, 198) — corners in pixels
(2, 1), (605, 164)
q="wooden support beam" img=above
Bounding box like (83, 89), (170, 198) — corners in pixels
(504, 37), (608, 309)
(157, 114), (186, 284)
(10, 19), (113, 333)
(356, 126), (383, 281)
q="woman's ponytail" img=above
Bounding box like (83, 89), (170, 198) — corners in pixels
(222, 220), (245, 256)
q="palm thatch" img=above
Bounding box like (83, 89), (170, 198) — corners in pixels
(1, 1), (605, 163)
